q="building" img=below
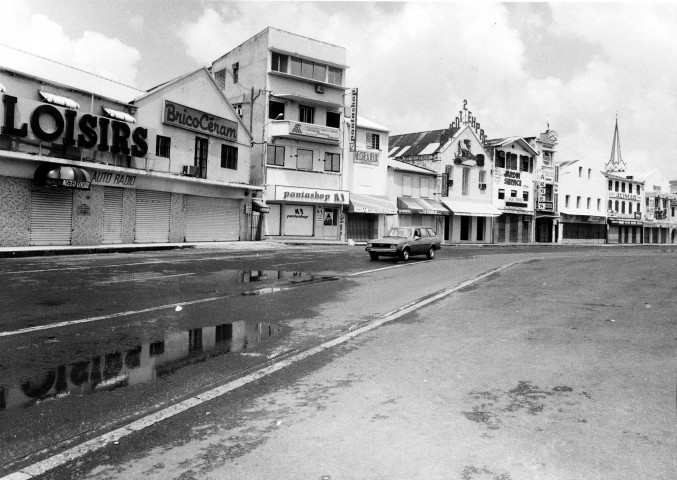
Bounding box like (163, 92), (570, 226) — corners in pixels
(485, 136), (539, 243)
(389, 101), (500, 243)
(632, 169), (676, 244)
(212, 27), (350, 241)
(387, 159), (447, 235)
(525, 129), (560, 242)
(0, 45), (256, 247)
(556, 159), (607, 243)
(343, 116), (396, 242)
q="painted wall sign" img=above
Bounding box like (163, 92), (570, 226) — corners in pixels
(349, 88), (358, 152)
(274, 186), (349, 205)
(1, 95), (148, 157)
(504, 170), (522, 186)
(354, 150), (379, 166)
(609, 191), (640, 201)
(163, 100), (238, 142)
(538, 202), (554, 210)
(289, 122), (340, 142)
(91, 171), (137, 186)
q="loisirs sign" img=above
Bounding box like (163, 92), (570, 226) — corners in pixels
(1, 95), (148, 157)
(163, 100), (237, 142)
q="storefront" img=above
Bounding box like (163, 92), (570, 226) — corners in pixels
(494, 208), (534, 243)
(396, 197), (448, 236)
(265, 185), (349, 240)
(440, 199), (501, 243)
(346, 193), (398, 242)
(608, 216), (643, 244)
(558, 213), (606, 244)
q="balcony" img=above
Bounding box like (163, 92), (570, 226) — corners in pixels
(267, 120), (340, 145)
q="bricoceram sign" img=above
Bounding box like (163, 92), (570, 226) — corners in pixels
(163, 100), (238, 142)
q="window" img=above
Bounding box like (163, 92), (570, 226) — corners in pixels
(615, 200), (619, 211)
(462, 168), (470, 196)
(324, 207), (338, 226)
(267, 145), (285, 166)
(299, 105), (314, 124)
(621, 201), (626, 214)
(403, 175), (412, 196)
(443, 165), (453, 196)
(420, 177), (429, 198)
(325, 152), (340, 172)
(597, 199), (601, 211)
(297, 149), (313, 170)
(328, 66), (342, 85)
(636, 184), (640, 194)
(521, 155), (530, 172)
(587, 198), (591, 209)
(608, 180), (613, 191)
(496, 150), (505, 168)
(579, 166), (583, 177)
(269, 101), (285, 120)
(233, 104), (243, 119)
(232, 62), (239, 84)
(621, 182), (625, 193)
(615, 181), (619, 192)
(608, 199), (612, 210)
(271, 52), (288, 73)
(588, 168), (592, 179)
(498, 189), (505, 200)
(510, 190), (517, 198)
(565, 195), (570, 208)
(523, 191), (529, 201)
(367, 133), (380, 150)
(221, 145), (238, 170)
(194, 137), (208, 179)
(506, 153), (518, 171)
(576, 196), (581, 208)
(156, 135), (171, 158)
(629, 203), (633, 214)
(326, 111), (340, 128)
(313, 63), (326, 82)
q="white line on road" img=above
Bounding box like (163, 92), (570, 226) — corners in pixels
(0, 261), (521, 480)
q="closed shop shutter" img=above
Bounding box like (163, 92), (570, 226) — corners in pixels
(185, 196), (239, 241)
(103, 187), (123, 244)
(135, 190), (171, 243)
(347, 213), (377, 242)
(30, 187), (73, 246)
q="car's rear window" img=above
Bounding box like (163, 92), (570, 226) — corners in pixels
(426, 228), (436, 236)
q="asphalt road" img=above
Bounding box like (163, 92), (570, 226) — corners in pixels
(1, 244), (676, 479)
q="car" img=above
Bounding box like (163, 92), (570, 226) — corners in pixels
(365, 226), (442, 261)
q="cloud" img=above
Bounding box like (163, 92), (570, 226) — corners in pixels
(0, 0), (141, 86)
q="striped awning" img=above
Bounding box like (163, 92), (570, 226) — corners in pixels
(39, 91), (80, 109)
(34, 163), (91, 190)
(103, 107), (136, 123)
(397, 197), (449, 215)
(349, 193), (398, 214)
(441, 199), (502, 217)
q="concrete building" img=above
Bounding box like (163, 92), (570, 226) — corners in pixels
(525, 129), (560, 242)
(389, 101), (500, 243)
(211, 27), (349, 241)
(632, 169), (676, 243)
(0, 45), (256, 247)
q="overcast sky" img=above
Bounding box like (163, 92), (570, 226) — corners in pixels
(3, 1), (676, 179)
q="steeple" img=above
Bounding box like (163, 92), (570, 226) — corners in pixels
(605, 115), (627, 173)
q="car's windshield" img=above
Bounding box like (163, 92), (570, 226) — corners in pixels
(384, 227), (413, 238)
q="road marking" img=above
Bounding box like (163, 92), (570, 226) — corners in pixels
(96, 273), (195, 284)
(0, 261), (521, 480)
(346, 260), (431, 277)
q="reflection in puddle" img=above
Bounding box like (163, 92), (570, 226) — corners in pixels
(1, 320), (285, 411)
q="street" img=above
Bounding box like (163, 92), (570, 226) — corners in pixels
(1, 244), (676, 479)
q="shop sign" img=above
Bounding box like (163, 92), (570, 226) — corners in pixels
(505, 201), (528, 209)
(289, 122), (340, 142)
(349, 88), (358, 152)
(163, 100), (237, 142)
(539, 167), (555, 183)
(274, 186), (349, 205)
(587, 216), (604, 223)
(1, 95), (148, 157)
(504, 171), (521, 186)
(537, 202), (554, 210)
(354, 150), (379, 166)
(609, 191), (640, 201)
(91, 171), (137, 186)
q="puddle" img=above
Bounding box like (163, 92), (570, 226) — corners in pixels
(0, 320), (286, 411)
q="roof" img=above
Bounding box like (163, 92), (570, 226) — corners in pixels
(0, 43), (144, 103)
(387, 158), (438, 176)
(357, 116), (389, 132)
(485, 136), (539, 156)
(389, 129), (448, 158)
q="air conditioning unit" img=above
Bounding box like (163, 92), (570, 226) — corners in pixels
(182, 165), (199, 176)
(315, 84), (325, 94)
(478, 183), (487, 190)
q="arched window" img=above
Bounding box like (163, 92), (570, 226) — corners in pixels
(608, 180), (613, 190)
(629, 203), (633, 214)
(621, 182), (626, 193)
(636, 184), (640, 195)
(621, 201), (625, 214)
(615, 200), (619, 211)
(615, 181), (619, 192)
(608, 199), (612, 210)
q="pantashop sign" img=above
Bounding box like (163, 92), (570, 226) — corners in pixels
(273, 186), (349, 205)
(163, 100), (238, 142)
(1, 95), (148, 157)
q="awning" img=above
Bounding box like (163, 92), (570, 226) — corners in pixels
(103, 107), (136, 123)
(252, 199), (270, 213)
(349, 193), (397, 214)
(608, 218), (643, 225)
(39, 91), (80, 109)
(397, 197), (449, 215)
(34, 163), (91, 190)
(441, 199), (502, 217)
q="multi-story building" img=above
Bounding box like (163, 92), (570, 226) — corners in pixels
(555, 159), (607, 243)
(343, 116), (396, 242)
(633, 169), (676, 243)
(212, 27), (350, 240)
(603, 118), (644, 244)
(525, 129), (560, 242)
(388, 102), (499, 243)
(0, 45), (255, 247)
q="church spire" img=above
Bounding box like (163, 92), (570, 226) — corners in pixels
(605, 115), (627, 173)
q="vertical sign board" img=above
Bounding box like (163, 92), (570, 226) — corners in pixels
(349, 88), (358, 152)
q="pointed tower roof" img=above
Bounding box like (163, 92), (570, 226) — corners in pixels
(605, 116), (627, 173)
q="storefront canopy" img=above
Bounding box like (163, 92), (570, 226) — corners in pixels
(441, 199), (502, 217)
(34, 163), (91, 190)
(349, 193), (398, 214)
(397, 197), (449, 215)
(103, 107), (137, 123)
(39, 90), (80, 109)
(252, 199), (270, 213)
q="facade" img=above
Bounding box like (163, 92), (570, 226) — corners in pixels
(556, 159), (607, 243)
(633, 169), (676, 244)
(0, 47), (256, 248)
(389, 102), (500, 243)
(525, 129), (560, 242)
(343, 116), (396, 242)
(212, 27), (349, 241)
(386, 159), (447, 235)
(485, 137), (539, 243)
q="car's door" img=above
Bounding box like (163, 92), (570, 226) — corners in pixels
(412, 228), (425, 254)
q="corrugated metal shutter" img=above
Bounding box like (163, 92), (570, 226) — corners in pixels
(103, 187), (123, 244)
(135, 190), (171, 243)
(185, 196), (239, 241)
(30, 187), (73, 246)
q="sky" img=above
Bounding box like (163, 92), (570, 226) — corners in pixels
(3, 1), (677, 179)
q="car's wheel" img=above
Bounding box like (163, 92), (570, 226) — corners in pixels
(369, 252), (379, 261)
(400, 248), (410, 261)
(426, 246), (436, 259)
